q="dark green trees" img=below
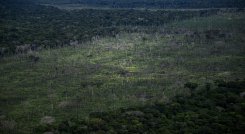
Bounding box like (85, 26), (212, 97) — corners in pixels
(35, 80), (245, 134)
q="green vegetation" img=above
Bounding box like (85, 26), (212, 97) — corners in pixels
(0, 9), (245, 133)
(0, 1), (219, 55)
(36, 0), (245, 8)
(35, 80), (245, 134)
(1, 0), (245, 133)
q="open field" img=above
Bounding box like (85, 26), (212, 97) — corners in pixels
(0, 10), (245, 133)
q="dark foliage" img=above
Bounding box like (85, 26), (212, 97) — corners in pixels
(0, 3), (219, 55)
(184, 82), (198, 91)
(36, 0), (245, 8)
(35, 80), (245, 134)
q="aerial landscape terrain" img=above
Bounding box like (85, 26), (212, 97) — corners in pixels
(0, 0), (245, 134)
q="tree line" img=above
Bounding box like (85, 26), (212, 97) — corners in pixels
(0, 2), (219, 56)
(36, 0), (245, 8)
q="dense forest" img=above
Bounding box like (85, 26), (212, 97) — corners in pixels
(0, 1), (219, 55)
(0, 0), (245, 134)
(35, 80), (245, 134)
(36, 0), (245, 8)
(2, 0), (245, 8)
